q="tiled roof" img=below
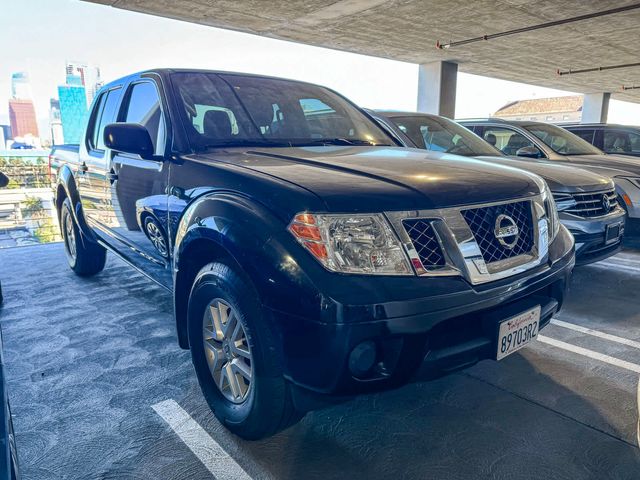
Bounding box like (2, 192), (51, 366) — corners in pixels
(494, 96), (583, 116)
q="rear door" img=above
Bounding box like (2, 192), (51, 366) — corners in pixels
(104, 79), (172, 286)
(78, 86), (123, 228)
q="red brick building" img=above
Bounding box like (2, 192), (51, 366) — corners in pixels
(8, 98), (39, 138)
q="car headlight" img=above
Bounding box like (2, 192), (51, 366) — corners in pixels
(288, 213), (412, 275)
(542, 186), (560, 241)
(617, 176), (640, 189)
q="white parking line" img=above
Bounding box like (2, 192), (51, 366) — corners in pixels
(538, 335), (640, 374)
(588, 261), (640, 274)
(152, 399), (252, 480)
(551, 319), (640, 350)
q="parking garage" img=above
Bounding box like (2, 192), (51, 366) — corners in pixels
(3, 1), (640, 479)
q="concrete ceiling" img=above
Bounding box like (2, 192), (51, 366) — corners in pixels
(86, 0), (640, 102)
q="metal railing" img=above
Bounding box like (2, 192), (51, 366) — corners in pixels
(0, 150), (61, 248)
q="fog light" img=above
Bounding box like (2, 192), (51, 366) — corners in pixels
(348, 341), (377, 378)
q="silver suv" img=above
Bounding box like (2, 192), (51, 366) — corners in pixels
(372, 112), (625, 265)
(459, 119), (640, 221)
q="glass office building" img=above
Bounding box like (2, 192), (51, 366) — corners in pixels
(58, 83), (89, 144)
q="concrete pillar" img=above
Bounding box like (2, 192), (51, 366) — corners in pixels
(582, 92), (610, 123)
(417, 61), (458, 118)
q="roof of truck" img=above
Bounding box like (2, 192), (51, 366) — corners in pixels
(100, 68), (328, 91)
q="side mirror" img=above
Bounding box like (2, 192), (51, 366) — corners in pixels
(0, 172), (8, 188)
(515, 145), (542, 159)
(103, 123), (155, 160)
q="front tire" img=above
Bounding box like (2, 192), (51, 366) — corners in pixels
(61, 198), (106, 277)
(187, 262), (302, 440)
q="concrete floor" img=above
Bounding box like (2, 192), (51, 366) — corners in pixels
(0, 242), (639, 479)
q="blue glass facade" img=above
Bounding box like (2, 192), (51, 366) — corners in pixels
(58, 84), (88, 144)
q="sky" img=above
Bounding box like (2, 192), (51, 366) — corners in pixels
(2, 0), (639, 141)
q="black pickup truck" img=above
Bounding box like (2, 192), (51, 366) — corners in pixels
(52, 69), (575, 439)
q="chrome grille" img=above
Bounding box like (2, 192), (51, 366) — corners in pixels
(553, 189), (617, 218)
(461, 201), (534, 264)
(402, 219), (446, 268)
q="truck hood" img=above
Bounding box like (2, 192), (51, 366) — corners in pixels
(197, 146), (543, 212)
(475, 155), (614, 193)
(562, 154), (640, 178)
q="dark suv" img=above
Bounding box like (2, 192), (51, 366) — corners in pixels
(52, 69), (574, 439)
(560, 123), (640, 158)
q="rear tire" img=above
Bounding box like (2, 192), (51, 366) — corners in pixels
(61, 198), (106, 277)
(187, 262), (302, 440)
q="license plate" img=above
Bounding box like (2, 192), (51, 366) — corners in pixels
(496, 305), (541, 361)
(605, 223), (622, 243)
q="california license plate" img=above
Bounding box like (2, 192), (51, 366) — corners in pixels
(496, 305), (541, 361)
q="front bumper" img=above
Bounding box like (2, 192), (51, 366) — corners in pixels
(560, 208), (626, 265)
(272, 226), (575, 399)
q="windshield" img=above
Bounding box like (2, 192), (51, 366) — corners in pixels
(387, 115), (502, 157)
(524, 123), (603, 155)
(171, 72), (394, 149)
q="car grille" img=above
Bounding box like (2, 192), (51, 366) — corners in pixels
(461, 201), (534, 264)
(402, 219), (446, 268)
(553, 189), (617, 218)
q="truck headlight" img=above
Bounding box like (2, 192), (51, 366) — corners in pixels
(288, 213), (412, 275)
(542, 187), (560, 241)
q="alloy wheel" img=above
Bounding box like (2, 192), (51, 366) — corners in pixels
(63, 211), (77, 261)
(145, 219), (168, 257)
(202, 299), (253, 404)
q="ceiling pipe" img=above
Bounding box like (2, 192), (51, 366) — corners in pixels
(557, 62), (640, 76)
(436, 3), (640, 49)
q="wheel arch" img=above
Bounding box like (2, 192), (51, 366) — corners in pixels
(55, 165), (99, 243)
(171, 192), (322, 350)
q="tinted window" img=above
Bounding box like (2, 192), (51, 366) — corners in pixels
(389, 116), (501, 157)
(570, 129), (595, 144)
(171, 72), (393, 149)
(525, 123), (602, 155)
(88, 93), (108, 149)
(95, 88), (122, 151)
(603, 129), (640, 154)
(481, 127), (539, 156)
(123, 82), (165, 154)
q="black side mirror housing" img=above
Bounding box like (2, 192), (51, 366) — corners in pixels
(0, 172), (8, 188)
(516, 146), (542, 159)
(103, 123), (156, 160)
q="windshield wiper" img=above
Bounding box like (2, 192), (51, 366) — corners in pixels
(293, 138), (392, 147)
(199, 139), (292, 150)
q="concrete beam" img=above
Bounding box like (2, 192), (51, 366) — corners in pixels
(582, 92), (610, 123)
(417, 61), (457, 118)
